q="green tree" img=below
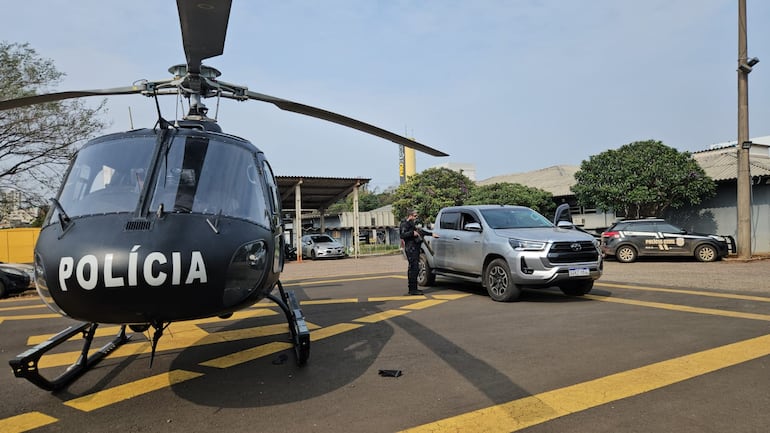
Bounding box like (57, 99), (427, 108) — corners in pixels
(325, 189), (384, 214)
(391, 167), (475, 223)
(0, 42), (108, 207)
(572, 140), (716, 218)
(467, 183), (555, 215)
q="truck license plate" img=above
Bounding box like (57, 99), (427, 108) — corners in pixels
(569, 267), (590, 277)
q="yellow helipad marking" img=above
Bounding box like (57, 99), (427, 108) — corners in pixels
(5, 280), (466, 424)
(354, 309), (412, 323)
(586, 294), (770, 322)
(402, 333), (770, 433)
(597, 282), (770, 302)
(36, 322), (320, 369)
(301, 298), (359, 305)
(199, 341), (293, 368)
(284, 275), (402, 286)
(0, 304), (47, 312)
(311, 323), (364, 341)
(0, 412), (58, 433)
(0, 313), (61, 321)
(401, 300), (448, 310)
(432, 294), (472, 300)
(64, 370), (203, 412)
(27, 308), (279, 345)
(369, 296), (427, 301)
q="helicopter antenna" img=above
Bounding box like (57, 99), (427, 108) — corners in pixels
(151, 92), (172, 130)
(128, 106), (134, 129)
(148, 321), (171, 367)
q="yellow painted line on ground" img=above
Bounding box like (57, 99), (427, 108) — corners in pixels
(586, 294), (770, 322)
(0, 313), (61, 321)
(199, 341), (293, 368)
(64, 370), (203, 412)
(402, 333), (770, 433)
(354, 309), (412, 323)
(301, 298), (360, 305)
(37, 321), (320, 369)
(401, 300), (448, 310)
(284, 275), (402, 287)
(27, 308), (279, 345)
(432, 294), (472, 300)
(369, 295), (427, 302)
(597, 282), (770, 302)
(0, 304), (47, 312)
(0, 412), (58, 433)
(311, 323), (364, 341)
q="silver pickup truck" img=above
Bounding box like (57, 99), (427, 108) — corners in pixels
(418, 204), (602, 301)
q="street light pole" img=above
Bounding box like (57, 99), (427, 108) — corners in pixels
(736, 0), (753, 259)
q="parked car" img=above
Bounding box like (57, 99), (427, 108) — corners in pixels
(0, 262), (35, 298)
(600, 218), (736, 263)
(301, 234), (346, 260)
(418, 205), (602, 301)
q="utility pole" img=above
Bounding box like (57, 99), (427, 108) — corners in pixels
(736, 0), (758, 259)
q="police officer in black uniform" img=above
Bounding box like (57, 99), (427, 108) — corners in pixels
(400, 209), (424, 295)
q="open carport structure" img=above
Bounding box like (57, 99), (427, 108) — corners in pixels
(276, 176), (370, 261)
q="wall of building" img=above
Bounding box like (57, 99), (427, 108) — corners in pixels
(0, 228), (40, 263)
(663, 182), (769, 254)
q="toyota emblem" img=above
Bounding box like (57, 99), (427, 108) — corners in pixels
(570, 243), (582, 251)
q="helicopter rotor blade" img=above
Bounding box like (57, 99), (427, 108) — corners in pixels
(243, 90), (449, 157)
(0, 85), (149, 111)
(177, 0), (232, 75)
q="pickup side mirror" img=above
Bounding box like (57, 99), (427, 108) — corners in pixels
(553, 203), (573, 225)
(464, 222), (482, 232)
(557, 220), (575, 229)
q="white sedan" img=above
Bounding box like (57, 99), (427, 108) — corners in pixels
(301, 234), (346, 260)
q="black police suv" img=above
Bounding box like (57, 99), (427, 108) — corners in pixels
(600, 219), (735, 263)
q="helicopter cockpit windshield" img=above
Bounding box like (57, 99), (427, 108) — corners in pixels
(150, 134), (269, 225)
(54, 135), (155, 218)
(51, 132), (270, 226)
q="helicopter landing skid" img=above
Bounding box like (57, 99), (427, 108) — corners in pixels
(9, 322), (130, 391)
(267, 280), (310, 366)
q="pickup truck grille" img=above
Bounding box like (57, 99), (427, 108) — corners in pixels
(547, 241), (599, 263)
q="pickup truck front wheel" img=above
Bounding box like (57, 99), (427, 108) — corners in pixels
(484, 258), (521, 302)
(417, 253), (435, 286)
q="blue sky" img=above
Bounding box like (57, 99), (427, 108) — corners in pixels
(4, 1), (769, 191)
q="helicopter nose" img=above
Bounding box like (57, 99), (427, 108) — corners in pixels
(34, 252), (67, 316)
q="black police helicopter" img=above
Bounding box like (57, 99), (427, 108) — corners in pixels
(1, 0), (447, 391)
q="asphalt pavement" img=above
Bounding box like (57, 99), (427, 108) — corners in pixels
(283, 253), (770, 293)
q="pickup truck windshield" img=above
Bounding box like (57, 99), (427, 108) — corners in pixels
(480, 208), (553, 229)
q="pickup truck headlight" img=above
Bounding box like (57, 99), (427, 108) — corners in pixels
(509, 239), (546, 251)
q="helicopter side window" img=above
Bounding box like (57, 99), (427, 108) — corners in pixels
(261, 159), (281, 215)
(53, 136), (155, 219)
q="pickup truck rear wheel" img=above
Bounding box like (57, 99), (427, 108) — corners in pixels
(484, 258), (520, 302)
(417, 253), (435, 286)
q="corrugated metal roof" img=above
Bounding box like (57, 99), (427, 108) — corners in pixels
(477, 165), (579, 197)
(277, 176), (370, 212)
(691, 146), (770, 181)
(477, 145), (770, 194)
